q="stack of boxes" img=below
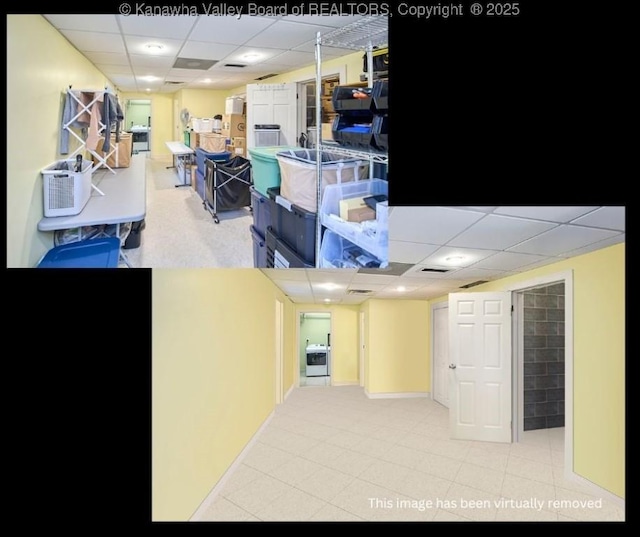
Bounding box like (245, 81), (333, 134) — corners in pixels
(223, 97), (246, 158)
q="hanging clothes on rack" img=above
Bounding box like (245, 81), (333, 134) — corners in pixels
(60, 90), (91, 154)
(102, 93), (124, 152)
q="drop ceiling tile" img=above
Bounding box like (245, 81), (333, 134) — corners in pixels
(348, 283), (388, 292)
(95, 65), (134, 77)
(245, 20), (329, 49)
(419, 246), (500, 268)
(400, 265), (455, 280)
(129, 54), (176, 69)
(311, 282), (349, 293)
(448, 215), (558, 250)
(293, 40), (353, 55)
(118, 15), (197, 39)
(389, 207), (486, 244)
(282, 14), (364, 27)
(189, 16), (277, 45)
(267, 50), (316, 67)
(339, 296), (369, 305)
(561, 233), (625, 258)
(443, 267), (514, 281)
(178, 41), (238, 61)
(493, 206), (600, 222)
(507, 225), (621, 256)
(59, 29), (126, 53)
(307, 269), (357, 284)
(389, 241), (439, 264)
(108, 75), (138, 87)
(277, 281), (313, 294)
(44, 14), (120, 33)
(350, 273), (402, 285)
(261, 268), (309, 281)
(472, 251), (552, 271)
(125, 36), (184, 56)
(83, 51), (131, 66)
(165, 68), (207, 79)
(570, 206), (625, 231)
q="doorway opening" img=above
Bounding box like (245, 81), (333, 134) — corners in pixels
(125, 99), (151, 153)
(297, 74), (340, 147)
(297, 312), (332, 387)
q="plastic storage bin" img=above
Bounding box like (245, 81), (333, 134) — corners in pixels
(250, 225), (268, 268)
(267, 187), (317, 265)
(319, 178), (388, 265)
(275, 149), (369, 213)
(37, 237), (121, 268)
(319, 229), (383, 269)
(372, 79), (388, 113)
(266, 227), (315, 268)
(331, 115), (374, 150)
(250, 186), (272, 238)
(371, 114), (388, 151)
(332, 86), (373, 112)
(226, 97), (244, 115)
(247, 145), (299, 197)
(41, 158), (93, 217)
(195, 147), (231, 176)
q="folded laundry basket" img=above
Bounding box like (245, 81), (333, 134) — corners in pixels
(203, 155), (252, 224)
(275, 149), (368, 213)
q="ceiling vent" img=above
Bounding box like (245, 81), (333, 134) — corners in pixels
(255, 73), (279, 81)
(348, 289), (373, 295)
(165, 81), (184, 85)
(459, 280), (489, 289)
(420, 267), (450, 273)
(224, 63), (247, 68)
(172, 58), (217, 70)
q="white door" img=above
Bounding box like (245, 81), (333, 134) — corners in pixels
(449, 292), (512, 443)
(246, 83), (297, 150)
(433, 305), (449, 408)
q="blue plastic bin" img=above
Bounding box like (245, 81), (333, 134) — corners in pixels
(195, 148), (231, 176)
(250, 225), (268, 268)
(37, 237), (121, 268)
(250, 186), (271, 239)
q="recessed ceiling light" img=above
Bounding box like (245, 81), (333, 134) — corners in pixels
(140, 76), (159, 82)
(241, 52), (261, 61)
(145, 43), (164, 53)
(145, 88), (151, 92)
(444, 255), (466, 266)
(324, 298), (331, 303)
(202, 78), (212, 83)
(319, 283), (340, 291)
(397, 286), (406, 292)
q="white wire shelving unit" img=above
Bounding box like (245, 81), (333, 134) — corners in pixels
(314, 16), (389, 268)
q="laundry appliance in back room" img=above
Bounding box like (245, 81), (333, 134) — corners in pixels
(305, 343), (329, 377)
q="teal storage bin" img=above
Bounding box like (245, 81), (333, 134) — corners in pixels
(247, 145), (298, 197)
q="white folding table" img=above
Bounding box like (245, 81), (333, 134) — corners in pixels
(165, 141), (195, 188)
(37, 152), (147, 267)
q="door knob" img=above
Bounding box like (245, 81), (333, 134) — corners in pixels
(449, 364), (457, 369)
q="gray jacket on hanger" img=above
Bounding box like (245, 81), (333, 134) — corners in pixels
(102, 94), (124, 152)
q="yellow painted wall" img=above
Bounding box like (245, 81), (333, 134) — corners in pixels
(178, 88), (228, 119)
(365, 300), (431, 394)
(430, 243), (625, 499)
(295, 305), (360, 385)
(152, 269), (293, 521)
(6, 15), (114, 267)
(118, 92), (173, 159)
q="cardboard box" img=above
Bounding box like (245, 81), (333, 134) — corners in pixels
(321, 123), (334, 141)
(226, 144), (245, 157)
(232, 136), (245, 148)
(199, 133), (226, 153)
(189, 132), (200, 149)
(339, 196), (376, 223)
(221, 114), (246, 139)
(93, 133), (132, 168)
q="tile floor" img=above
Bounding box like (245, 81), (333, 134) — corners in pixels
(201, 386), (624, 522)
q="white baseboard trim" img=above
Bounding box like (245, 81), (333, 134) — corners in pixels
(566, 470), (625, 510)
(284, 384), (294, 401)
(364, 390), (431, 399)
(189, 409), (275, 521)
(332, 381), (359, 386)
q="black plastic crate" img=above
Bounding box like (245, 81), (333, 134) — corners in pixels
(266, 227), (314, 268)
(250, 225), (268, 268)
(267, 186), (317, 265)
(250, 186), (271, 238)
(331, 85), (373, 113)
(372, 80), (388, 113)
(331, 115), (374, 150)
(371, 114), (388, 152)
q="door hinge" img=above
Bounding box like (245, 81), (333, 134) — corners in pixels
(511, 305), (514, 314)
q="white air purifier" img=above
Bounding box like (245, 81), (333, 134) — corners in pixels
(41, 159), (93, 217)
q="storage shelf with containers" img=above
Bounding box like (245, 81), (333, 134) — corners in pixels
(312, 16), (389, 269)
(245, 17), (388, 269)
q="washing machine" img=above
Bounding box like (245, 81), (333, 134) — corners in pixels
(306, 344), (328, 377)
